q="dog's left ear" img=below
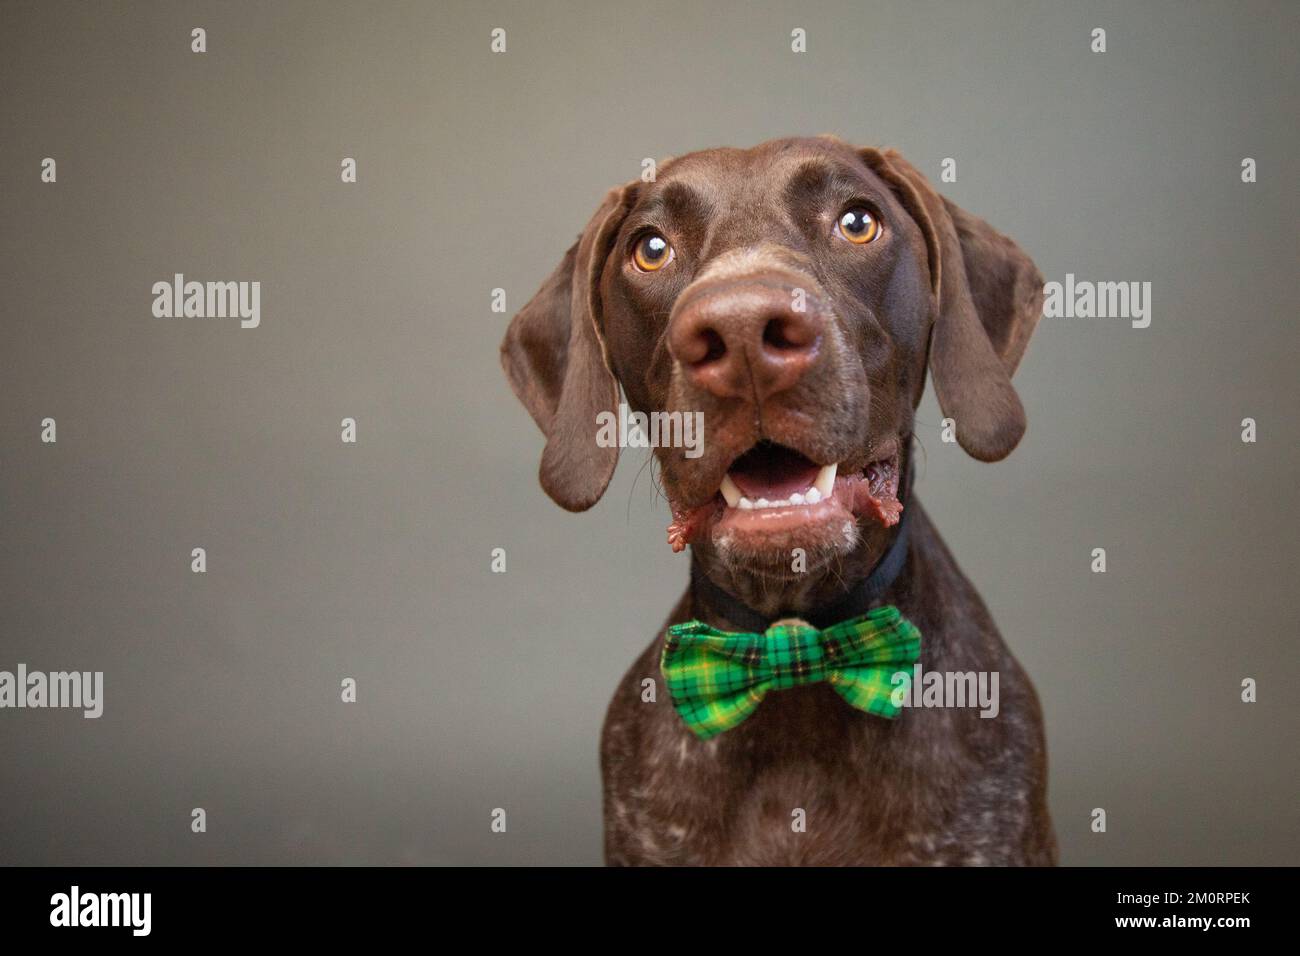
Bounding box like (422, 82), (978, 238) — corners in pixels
(500, 184), (635, 511)
(861, 148), (1043, 462)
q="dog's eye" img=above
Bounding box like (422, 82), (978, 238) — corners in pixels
(632, 233), (674, 272)
(836, 207), (881, 244)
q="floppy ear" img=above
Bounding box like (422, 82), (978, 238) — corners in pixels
(500, 185), (634, 510)
(861, 148), (1043, 462)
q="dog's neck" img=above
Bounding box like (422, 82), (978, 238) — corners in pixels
(689, 506), (912, 629)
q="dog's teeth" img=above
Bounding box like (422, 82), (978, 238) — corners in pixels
(722, 465), (837, 513)
(747, 496), (794, 510)
(719, 474), (742, 508)
(813, 463), (838, 498)
(732, 491), (824, 511)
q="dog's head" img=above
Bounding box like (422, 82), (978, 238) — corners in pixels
(502, 137), (1041, 589)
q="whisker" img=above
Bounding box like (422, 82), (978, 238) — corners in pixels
(626, 451), (657, 525)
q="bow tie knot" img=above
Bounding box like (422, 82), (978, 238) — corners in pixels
(661, 607), (922, 739)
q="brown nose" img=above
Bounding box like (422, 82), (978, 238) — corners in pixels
(668, 280), (824, 401)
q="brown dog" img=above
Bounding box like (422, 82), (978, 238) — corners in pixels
(501, 137), (1056, 865)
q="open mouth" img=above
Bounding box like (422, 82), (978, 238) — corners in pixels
(666, 441), (903, 553)
(720, 443), (837, 510)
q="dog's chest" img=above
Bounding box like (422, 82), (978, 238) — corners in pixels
(612, 684), (971, 865)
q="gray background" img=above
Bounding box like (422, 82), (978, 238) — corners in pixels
(1, 0), (1296, 865)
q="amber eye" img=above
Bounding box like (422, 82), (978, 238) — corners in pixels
(836, 207), (881, 244)
(632, 232), (674, 272)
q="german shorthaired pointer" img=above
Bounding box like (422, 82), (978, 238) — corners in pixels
(501, 137), (1056, 865)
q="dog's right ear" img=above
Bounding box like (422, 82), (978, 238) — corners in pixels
(500, 185), (635, 511)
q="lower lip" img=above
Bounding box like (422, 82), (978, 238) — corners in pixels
(713, 484), (853, 535)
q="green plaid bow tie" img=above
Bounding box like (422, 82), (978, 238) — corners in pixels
(661, 607), (922, 739)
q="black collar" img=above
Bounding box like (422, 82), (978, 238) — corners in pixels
(689, 463), (914, 632)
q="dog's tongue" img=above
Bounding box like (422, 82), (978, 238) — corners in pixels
(728, 444), (821, 500)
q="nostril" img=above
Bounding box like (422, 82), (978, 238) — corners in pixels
(696, 328), (727, 365)
(763, 315), (816, 352)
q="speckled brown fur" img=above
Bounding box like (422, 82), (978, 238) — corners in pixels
(600, 504), (1055, 865)
(502, 137), (1056, 865)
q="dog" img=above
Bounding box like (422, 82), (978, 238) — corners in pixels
(501, 136), (1056, 865)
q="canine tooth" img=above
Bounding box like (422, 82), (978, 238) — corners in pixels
(738, 497), (754, 510)
(804, 487), (822, 504)
(719, 474), (742, 508)
(754, 498), (770, 509)
(789, 493), (805, 505)
(813, 463), (838, 498)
